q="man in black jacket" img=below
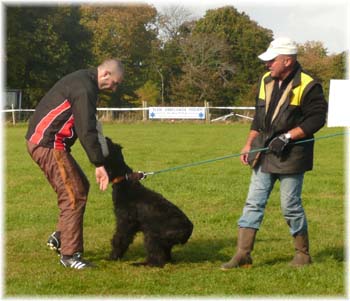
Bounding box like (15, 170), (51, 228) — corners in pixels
(221, 38), (327, 270)
(26, 59), (124, 269)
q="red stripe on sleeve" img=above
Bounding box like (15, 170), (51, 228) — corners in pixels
(29, 100), (71, 145)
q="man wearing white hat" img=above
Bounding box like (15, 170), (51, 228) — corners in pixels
(221, 37), (328, 269)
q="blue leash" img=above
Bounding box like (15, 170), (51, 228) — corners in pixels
(142, 132), (346, 178)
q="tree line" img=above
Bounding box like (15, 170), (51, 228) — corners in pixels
(6, 4), (346, 109)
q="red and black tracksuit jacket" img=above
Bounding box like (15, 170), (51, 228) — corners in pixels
(26, 68), (105, 167)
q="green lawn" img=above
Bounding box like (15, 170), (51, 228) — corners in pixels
(4, 122), (346, 297)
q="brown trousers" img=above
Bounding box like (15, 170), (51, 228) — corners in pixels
(26, 141), (90, 255)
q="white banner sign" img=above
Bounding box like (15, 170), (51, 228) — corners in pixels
(327, 79), (350, 127)
(149, 107), (206, 119)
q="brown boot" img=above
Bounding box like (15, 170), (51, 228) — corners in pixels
(289, 232), (312, 267)
(221, 227), (257, 270)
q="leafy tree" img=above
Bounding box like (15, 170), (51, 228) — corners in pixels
(79, 5), (158, 106)
(156, 5), (193, 44)
(6, 6), (93, 108)
(193, 6), (273, 105)
(135, 80), (160, 106)
(297, 41), (346, 98)
(173, 32), (235, 105)
(298, 41), (328, 58)
(6, 5), (345, 110)
(148, 6), (194, 105)
(330, 52), (346, 80)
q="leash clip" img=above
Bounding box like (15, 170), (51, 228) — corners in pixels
(138, 171), (154, 180)
(138, 171), (147, 180)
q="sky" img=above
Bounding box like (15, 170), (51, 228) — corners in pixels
(148, 0), (349, 55)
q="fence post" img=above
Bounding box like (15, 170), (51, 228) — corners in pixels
(204, 101), (210, 124)
(142, 101), (148, 121)
(11, 104), (16, 125)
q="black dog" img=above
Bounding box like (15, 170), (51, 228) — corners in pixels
(103, 137), (193, 267)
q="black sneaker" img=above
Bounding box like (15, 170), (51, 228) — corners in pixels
(60, 252), (94, 269)
(47, 231), (61, 254)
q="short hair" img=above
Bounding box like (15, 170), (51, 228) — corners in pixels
(98, 59), (124, 76)
(281, 54), (297, 61)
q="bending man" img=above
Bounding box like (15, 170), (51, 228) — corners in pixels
(26, 59), (124, 269)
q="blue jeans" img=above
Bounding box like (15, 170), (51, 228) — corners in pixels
(238, 166), (307, 236)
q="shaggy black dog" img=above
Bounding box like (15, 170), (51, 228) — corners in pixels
(103, 137), (193, 267)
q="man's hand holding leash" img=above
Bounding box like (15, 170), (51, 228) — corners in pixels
(268, 133), (291, 157)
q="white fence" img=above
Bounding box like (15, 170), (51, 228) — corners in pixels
(2, 106), (255, 125)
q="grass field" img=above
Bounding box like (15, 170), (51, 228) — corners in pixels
(4, 122), (346, 298)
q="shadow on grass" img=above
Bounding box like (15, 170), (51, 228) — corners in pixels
(85, 239), (344, 267)
(178, 237), (287, 264)
(257, 245), (344, 267)
(258, 255), (291, 266)
(313, 246), (344, 262)
(85, 244), (147, 262)
(174, 238), (234, 263)
(85, 238), (234, 264)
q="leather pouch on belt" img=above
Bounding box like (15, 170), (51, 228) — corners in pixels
(247, 134), (265, 168)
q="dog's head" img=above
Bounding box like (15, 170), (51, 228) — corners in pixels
(104, 137), (133, 182)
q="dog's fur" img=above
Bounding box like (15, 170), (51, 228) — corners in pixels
(104, 137), (193, 267)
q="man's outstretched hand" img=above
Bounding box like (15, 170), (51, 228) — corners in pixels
(96, 166), (109, 191)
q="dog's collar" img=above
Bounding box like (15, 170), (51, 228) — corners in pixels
(111, 176), (126, 184)
(111, 174), (129, 184)
(111, 172), (146, 184)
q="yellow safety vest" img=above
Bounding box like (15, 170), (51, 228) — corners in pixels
(258, 71), (314, 123)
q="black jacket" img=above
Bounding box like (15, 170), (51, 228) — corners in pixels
(26, 68), (105, 166)
(251, 64), (328, 174)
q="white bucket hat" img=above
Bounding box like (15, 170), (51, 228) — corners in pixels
(258, 37), (298, 61)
